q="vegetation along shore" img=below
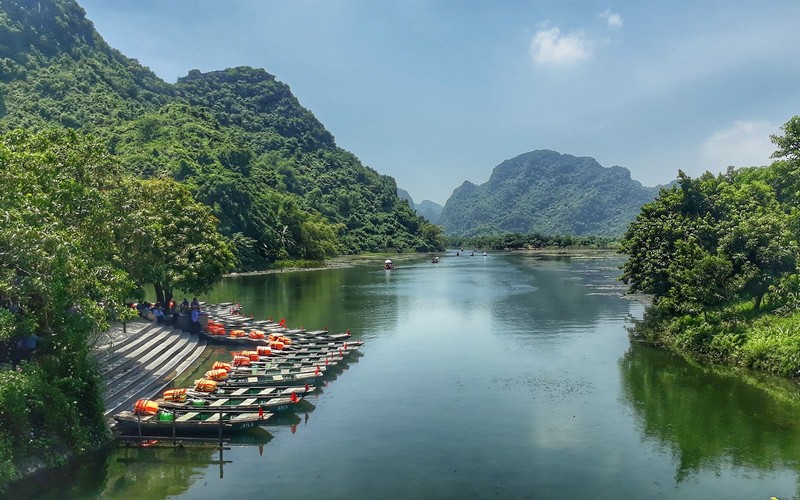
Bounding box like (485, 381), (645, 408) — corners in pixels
(620, 117), (800, 377)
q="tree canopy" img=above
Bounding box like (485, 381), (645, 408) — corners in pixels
(620, 116), (800, 376)
(621, 138), (799, 314)
(0, 129), (234, 484)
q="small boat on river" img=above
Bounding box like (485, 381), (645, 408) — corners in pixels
(217, 370), (324, 388)
(114, 410), (270, 435)
(229, 362), (331, 376)
(201, 317), (355, 347)
(185, 385), (313, 400)
(246, 358), (345, 372)
(158, 393), (307, 414)
(113, 399), (272, 436)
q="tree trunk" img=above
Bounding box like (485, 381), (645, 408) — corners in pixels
(164, 288), (173, 307)
(754, 293), (763, 312)
(154, 283), (165, 306)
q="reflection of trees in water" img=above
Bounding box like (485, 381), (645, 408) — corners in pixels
(9, 431), (275, 499)
(103, 431), (273, 499)
(619, 342), (800, 484)
(201, 266), (399, 336)
(100, 446), (217, 498)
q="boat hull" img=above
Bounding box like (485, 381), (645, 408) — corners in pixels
(113, 410), (270, 436)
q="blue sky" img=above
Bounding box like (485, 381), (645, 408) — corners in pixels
(80, 0), (800, 205)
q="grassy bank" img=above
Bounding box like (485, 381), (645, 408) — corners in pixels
(634, 302), (800, 378)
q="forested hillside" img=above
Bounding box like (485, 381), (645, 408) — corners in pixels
(0, 0), (444, 271)
(438, 150), (661, 237)
(0, 0), (172, 130)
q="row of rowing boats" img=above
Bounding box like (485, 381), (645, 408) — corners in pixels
(112, 303), (363, 436)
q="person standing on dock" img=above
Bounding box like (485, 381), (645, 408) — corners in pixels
(153, 303), (165, 324)
(190, 304), (201, 335)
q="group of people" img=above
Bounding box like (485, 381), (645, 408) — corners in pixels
(132, 297), (203, 334)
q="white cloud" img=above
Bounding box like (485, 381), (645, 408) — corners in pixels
(529, 27), (592, 66)
(700, 120), (778, 168)
(599, 9), (623, 29)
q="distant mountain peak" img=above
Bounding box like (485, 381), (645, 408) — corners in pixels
(439, 150), (659, 237)
(396, 188), (443, 224)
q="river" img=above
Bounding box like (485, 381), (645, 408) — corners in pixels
(13, 252), (800, 499)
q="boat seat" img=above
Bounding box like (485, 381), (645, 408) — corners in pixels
(231, 388), (248, 396)
(241, 398), (257, 406)
(176, 411), (199, 422)
(209, 399), (227, 407)
(206, 413), (222, 422)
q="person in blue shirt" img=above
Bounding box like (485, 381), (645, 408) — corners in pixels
(190, 304), (201, 335)
(153, 303), (165, 324)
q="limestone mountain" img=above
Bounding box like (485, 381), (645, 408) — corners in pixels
(438, 150), (662, 237)
(396, 188), (443, 224)
(415, 200), (443, 224)
(397, 188), (415, 206)
(0, 0), (444, 269)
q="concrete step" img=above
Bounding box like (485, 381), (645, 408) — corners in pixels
(97, 324), (171, 378)
(102, 326), (186, 388)
(103, 328), (191, 401)
(93, 319), (153, 351)
(104, 332), (201, 416)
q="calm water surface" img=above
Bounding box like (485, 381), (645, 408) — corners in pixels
(14, 252), (800, 499)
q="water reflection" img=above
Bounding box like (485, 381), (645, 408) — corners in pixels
(491, 254), (631, 339)
(202, 266), (401, 339)
(8, 431), (273, 500)
(620, 341), (800, 485)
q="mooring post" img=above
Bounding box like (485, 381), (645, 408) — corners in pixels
(219, 437), (225, 479)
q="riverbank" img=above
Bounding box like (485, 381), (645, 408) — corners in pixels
(1, 320), (159, 489)
(510, 247), (621, 258)
(223, 252), (439, 277)
(632, 301), (800, 379)
(224, 248), (623, 278)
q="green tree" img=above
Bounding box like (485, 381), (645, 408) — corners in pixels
(770, 116), (800, 161)
(665, 240), (735, 316)
(0, 129), (136, 484)
(719, 212), (795, 311)
(114, 178), (236, 305)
